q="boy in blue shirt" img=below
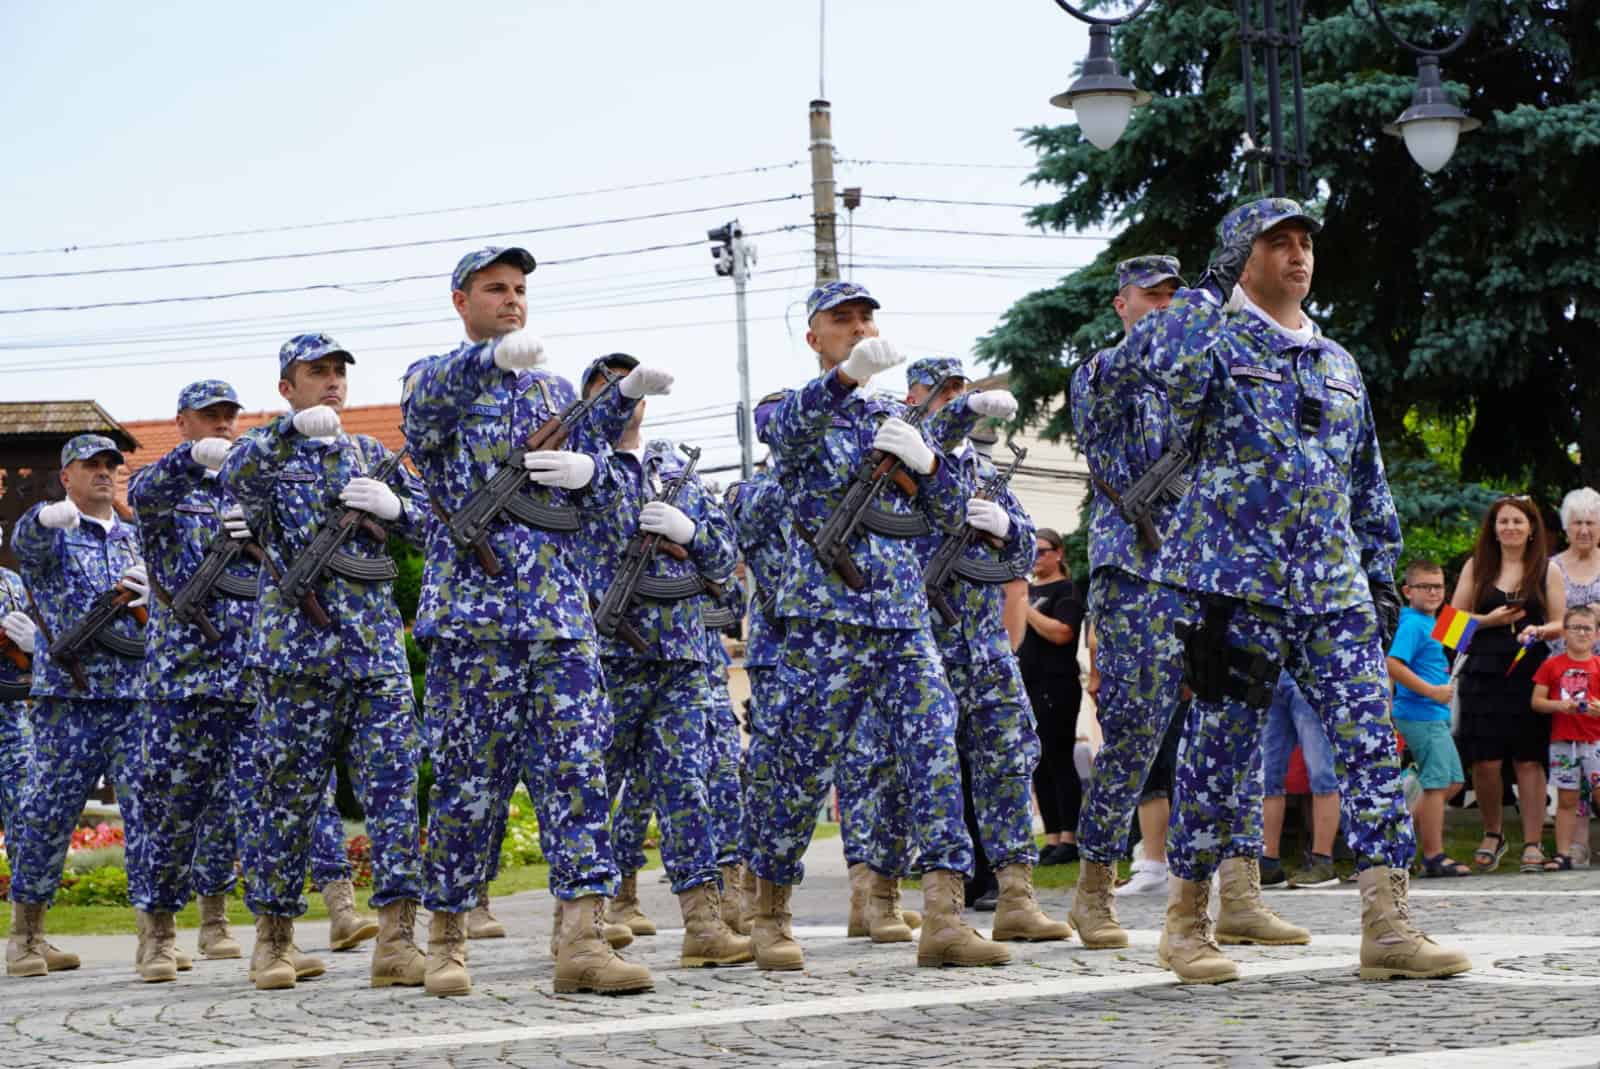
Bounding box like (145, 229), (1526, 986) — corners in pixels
(1385, 560), (1469, 877)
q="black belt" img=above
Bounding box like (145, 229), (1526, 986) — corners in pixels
(325, 550), (399, 584)
(0, 679), (30, 701)
(503, 494), (581, 532)
(859, 508), (931, 539)
(702, 605), (738, 630)
(93, 629), (147, 659)
(634, 574), (706, 601)
(213, 572), (261, 600)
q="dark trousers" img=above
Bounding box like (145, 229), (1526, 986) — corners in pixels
(1027, 677), (1083, 835)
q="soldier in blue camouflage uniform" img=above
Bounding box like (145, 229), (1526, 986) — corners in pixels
(746, 281), (1006, 970)
(901, 357), (1074, 944)
(1097, 201), (1469, 982)
(1, 555), (38, 869)
(6, 434), (149, 980)
(401, 248), (655, 996)
(574, 352), (750, 968)
(219, 334), (426, 992)
(1067, 256), (1307, 963)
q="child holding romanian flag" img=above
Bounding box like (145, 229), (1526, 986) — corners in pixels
(1386, 560), (1471, 877)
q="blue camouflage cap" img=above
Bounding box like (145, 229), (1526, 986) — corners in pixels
(60, 433), (125, 468)
(581, 352), (639, 394)
(805, 280), (880, 321)
(906, 356), (968, 388)
(176, 379), (241, 413)
(1116, 255), (1185, 291)
(278, 332), (354, 375)
(451, 246), (537, 292)
(1218, 197), (1322, 250)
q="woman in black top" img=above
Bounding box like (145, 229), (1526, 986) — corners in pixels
(1020, 528), (1086, 865)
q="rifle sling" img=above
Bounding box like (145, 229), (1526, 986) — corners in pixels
(93, 628), (147, 659)
(325, 550), (399, 584)
(858, 507), (931, 539)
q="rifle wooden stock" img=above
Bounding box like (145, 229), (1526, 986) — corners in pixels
(0, 634), (29, 672)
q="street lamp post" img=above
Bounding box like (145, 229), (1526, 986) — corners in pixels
(1369, 1), (1482, 174)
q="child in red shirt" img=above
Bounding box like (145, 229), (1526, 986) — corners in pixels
(1531, 605), (1600, 870)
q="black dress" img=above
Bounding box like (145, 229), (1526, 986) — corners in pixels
(1457, 586), (1552, 766)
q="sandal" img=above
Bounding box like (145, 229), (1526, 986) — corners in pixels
(1544, 853), (1574, 872)
(1419, 853), (1473, 878)
(1472, 832), (1507, 872)
(1520, 844), (1548, 873)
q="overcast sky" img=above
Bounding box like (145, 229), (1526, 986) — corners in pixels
(1, 1), (1106, 474)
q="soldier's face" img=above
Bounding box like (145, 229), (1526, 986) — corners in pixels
(1241, 224), (1314, 305)
(1113, 280), (1178, 331)
(453, 264), (528, 341)
(278, 356), (349, 413)
(806, 301), (878, 368)
(61, 454), (119, 509)
(176, 403), (241, 443)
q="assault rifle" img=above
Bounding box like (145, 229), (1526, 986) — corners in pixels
(49, 585), (149, 692)
(923, 439), (1027, 627)
(157, 529), (271, 644)
(1092, 444), (1192, 550)
(0, 632), (30, 672)
(593, 443), (704, 653)
(808, 375), (954, 591)
(280, 448), (408, 630)
(433, 370), (622, 576)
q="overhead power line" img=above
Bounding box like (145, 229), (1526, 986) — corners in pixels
(838, 158), (1035, 170)
(862, 194), (1044, 209)
(847, 224), (1100, 241)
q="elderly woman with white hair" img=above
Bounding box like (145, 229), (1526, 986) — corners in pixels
(1546, 487), (1600, 868)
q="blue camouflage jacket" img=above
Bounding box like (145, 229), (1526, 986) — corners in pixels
(917, 443), (1036, 664)
(402, 339), (624, 644)
(578, 438), (738, 664)
(701, 575), (741, 680)
(1, 567), (31, 701)
(725, 472), (787, 669)
(218, 418), (420, 679)
(129, 443), (258, 697)
(763, 369), (966, 629)
(13, 503), (147, 699)
(1096, 290), (1402, 613)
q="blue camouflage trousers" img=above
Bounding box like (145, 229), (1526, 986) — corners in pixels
(837, 702), (916, 877)
(739, 666), (778, 863)
(9, 698), (144, 906)
(1168, 600), (1413, 880)
(949, 655), (1042, 869)
(423, 639), (616, 912)
(746, 621), (973, 885)
(1077, 570), (1190, 864)
(602, 657), (718, 894)
(245, 673), (421, 918)
(1, 701), (31, 866)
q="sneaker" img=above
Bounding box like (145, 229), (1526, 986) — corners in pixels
(1053, 842), (1080, 865)
(1114, 859), (1168, 896)
(972, 887), (999, 912)
(1259, 858), (1288, 889)
(1287, 858), (1339, 889)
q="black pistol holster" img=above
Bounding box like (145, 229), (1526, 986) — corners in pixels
(1176, 598), (1278, 709)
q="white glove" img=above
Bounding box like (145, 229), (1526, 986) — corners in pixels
(221, 504), (252, 541)
(38, 499), (80, 530)
(120, 563), (150, 608)
(522, 450), (596, 490)
(839, 338), (902, 384)
(871, 417), (936, 475)
(619, 366), (674, 399)
(339, 477), (402, 522)
(966, 498), (1011, 539)
(967, 390), (1018, 420)
(190, 437), (231, 471)
(492, 331), (546, 371)
(292, 405), (342, 438)
(639, 501), (696, 545)
(2, 611), (37, 655)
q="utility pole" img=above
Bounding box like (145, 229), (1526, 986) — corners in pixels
(809, 99), (839, 284)
(709, 220), (757, 480)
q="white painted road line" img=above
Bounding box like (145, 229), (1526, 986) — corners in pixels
(1302, 1033), (1600, 1068)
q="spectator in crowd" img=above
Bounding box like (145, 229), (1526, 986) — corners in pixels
(1530, 604), (1600, 871)
(1548, 488), (1600, 866)
(1114, 696), (1185, 896)
(1451, 496), (1565, 873)
(1386, 560), (1469, 877)
(1020, 527), (1085, 865)
(1259, 673), (1343, 888)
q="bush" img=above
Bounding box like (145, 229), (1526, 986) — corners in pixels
(57, 866), (130, 907)
(498, 787), (545, 869)
(64, 846), (125, 874)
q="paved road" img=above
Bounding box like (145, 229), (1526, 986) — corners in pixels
(8, 840), (1600, 1068)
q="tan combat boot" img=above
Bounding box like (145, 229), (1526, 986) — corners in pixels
(1358, 867), (1472, 980)
(6, 902), (49, 978)
(1215, 857), (1311, 946)
(739, 865), (758, 934)
(863, 871), (912, 943)
(549, 899), (634, 956)
(604, 871), (656, 936)
(679, 881), (754, 967)
(134, 911), (179, 983)
(751, 876), (805, 970)
(288, 943), (326, 980)
(917, 869), (1012, 968)
(1068, 860), (1129, 949)
(720, 863), (750, 936)
(424, 911), (471, 997)
(846, 861), (872, 937)
(467, 882), (506, 940)
(991, 864), (1074, 942)
(198, 893), (241, 959)
(370, 900), (426, 988)
(891, 878), (922, 931)
(1157, 876), (1239, 984)
(249, 915), (298, 991)
(321, 879), (379, 951)
(173, 946), (193, 971)
(553, 896), (654, 994)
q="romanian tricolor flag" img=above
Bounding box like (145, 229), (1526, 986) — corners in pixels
(1430, 605), (1478, 652)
